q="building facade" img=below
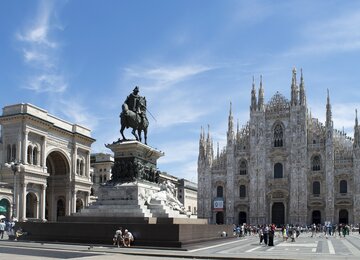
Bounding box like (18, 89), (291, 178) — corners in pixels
(178, 178), (198, 215)
(198, 69), (360, 226)
(90, 153), (114, 196)
(0, 103), (95, 221)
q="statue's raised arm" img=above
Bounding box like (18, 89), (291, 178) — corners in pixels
(120, 86), (149, 144)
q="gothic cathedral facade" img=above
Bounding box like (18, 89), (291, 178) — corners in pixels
(198, 68), (360, 226)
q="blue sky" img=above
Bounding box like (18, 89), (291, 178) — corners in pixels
(1, 0), (360, 182)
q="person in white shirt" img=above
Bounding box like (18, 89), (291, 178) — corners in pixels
(113, 227), (123, 247)
(0, 220), (5, 239)
(123, 229), (134, 247)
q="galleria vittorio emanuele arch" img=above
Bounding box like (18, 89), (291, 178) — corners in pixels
(0, 103), (95, 221)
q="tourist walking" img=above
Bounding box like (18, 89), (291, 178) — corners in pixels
(263, 225), (269, 245)
(259, 226), (264, 244)
(268, 224), (275, 246)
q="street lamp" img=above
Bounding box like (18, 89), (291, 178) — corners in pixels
(4, 161), (24, 220)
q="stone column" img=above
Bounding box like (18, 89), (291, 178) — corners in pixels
(41, 136), (47, 167)
(86, 151), (90, 179)
(72, 146), (78, 178)
(85, 191), (89, 207)
(20, 182), (27, 221)
(65, 187), (72, 216)
(22, 130), (29, 164)
(40, 184), (47, 220)
(72, 189), (77, 213)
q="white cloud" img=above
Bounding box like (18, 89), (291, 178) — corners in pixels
(289, 10), (360, 56)
(57, 98), (99, 130)
(16, 0), (56, 48)
(26, 74), (67, 93)
(124, 64), (213, 92)
(17, 0), (66, 94)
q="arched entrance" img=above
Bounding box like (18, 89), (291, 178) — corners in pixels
(216, 212), (224, 224)
(26, 193), (37, 218)
(57, 199), (65, 220)
(239, 211), (247, 225)
(0, 199), (11, 219)
(46, 151), (70, 221)
(339, 209), (349, 224)
(76, 198), (83, 212)
(272, 202), (285, 226)
(312, 210), (321, 224)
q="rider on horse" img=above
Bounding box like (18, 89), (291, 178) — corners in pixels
(120, 86), (149, 144)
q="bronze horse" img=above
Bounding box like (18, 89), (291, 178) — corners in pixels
(120, 96), (149, 144)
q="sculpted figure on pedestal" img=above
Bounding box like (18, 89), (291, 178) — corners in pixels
(120, 86), (149, 144)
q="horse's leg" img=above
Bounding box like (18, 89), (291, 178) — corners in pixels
(120, 125), (127, 140)
(138, 129), (142, 143)
(132, 128), (139, 141)
(144, 128), (147, 145)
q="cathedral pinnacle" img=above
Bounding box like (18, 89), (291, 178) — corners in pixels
(299, 68), (306, 106)
(251, 76), (257, 111)
(355, 109), (360, 148)
(258, 75), (264, 111)
(326, 89), (333, 128)
(227, 102), (234, 142)
(291, 67), (298, 106)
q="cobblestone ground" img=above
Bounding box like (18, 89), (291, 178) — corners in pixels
(1, 231), (360, 259)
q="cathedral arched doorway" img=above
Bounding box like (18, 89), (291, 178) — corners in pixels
(26, 192), (37, 218)
(239, 211), (247, 225)
(0, 199), (11, 219)
(312, 210), (321, 224)
(46, 151), (70, 221)
(216, 212), (224, 224)
(272, 202), (285, 226)
(339, 209), (349, 224)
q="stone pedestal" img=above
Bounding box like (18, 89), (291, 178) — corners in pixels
(17, 140), (233, 247)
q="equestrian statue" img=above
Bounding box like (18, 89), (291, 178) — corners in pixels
(120, 86), (149, 144)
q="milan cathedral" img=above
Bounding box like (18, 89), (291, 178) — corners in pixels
(197, 68), (360, 226)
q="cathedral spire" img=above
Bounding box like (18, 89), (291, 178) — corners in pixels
(291, 67), (298, 106)
(227, 102), (234, 142)
(251, 76), (257, 111)
(354, 109), (360, 148)
(299, 68), (306, 106)
(258, 75), (264, 111)
(326, 89), (333, 128)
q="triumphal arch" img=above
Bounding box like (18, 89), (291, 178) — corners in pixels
(0, 103), (95, 221)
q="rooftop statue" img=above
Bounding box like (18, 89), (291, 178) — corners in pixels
(120, 86), (149, 144)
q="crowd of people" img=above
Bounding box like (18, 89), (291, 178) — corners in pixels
(113, 227), (134, 247)
(233, 223), (360, 246)
(0, 218), (17, 240)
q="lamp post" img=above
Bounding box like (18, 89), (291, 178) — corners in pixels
(4, 161), (24, 220)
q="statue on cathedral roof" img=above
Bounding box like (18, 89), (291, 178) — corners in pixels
(120, 86), (149, 144)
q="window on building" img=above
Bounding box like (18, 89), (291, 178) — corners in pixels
(11, 144), (16, 161)
(33, 147), (38, 165)
(312, 155), (321, 171)
(274, 163), (283, 179)
(7, 144), (11, 162)
(76, 159), (80, 174)
(27, 146), (33, 164)
(80, 160), (84, 176)
(188, 206), (191, 212)
(340, 180), (347, 194)
(313, 181), (320, 196)
(239, 160), (247, 175)
(216, 186), (223, 197)
(274, 124), (284, 147)
(239, 185), (246, 198)
(194, 207), (197, 214)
